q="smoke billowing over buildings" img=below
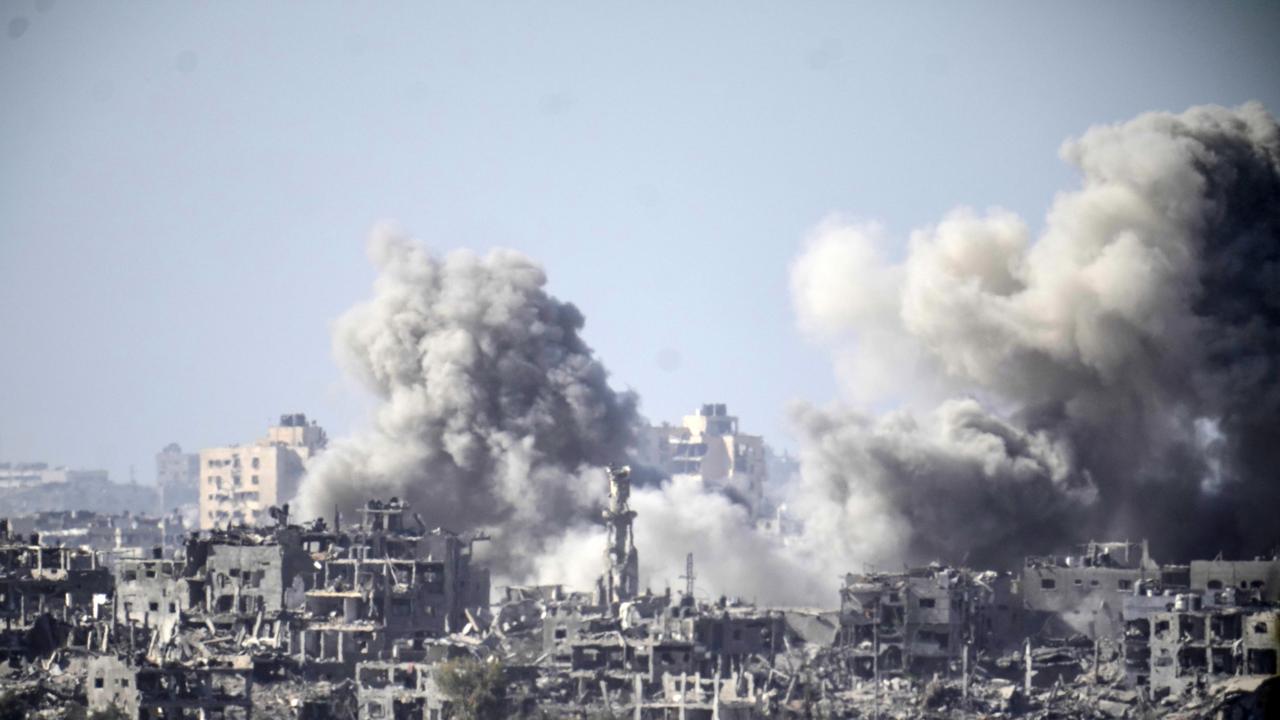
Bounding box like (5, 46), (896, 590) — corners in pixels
(7, 3), (1280, 714)
(288, 103), (1280, 608)
(788, 102), (1280, 572)
(296, 226), (641, 581)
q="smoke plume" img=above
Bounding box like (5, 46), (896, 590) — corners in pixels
(296, 226), (639, 579)
(790, 102), (1280, 567)
(300, 101), (1277, 605)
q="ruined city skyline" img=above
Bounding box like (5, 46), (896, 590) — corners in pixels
(6, 99), (1280, 605)
(2, 4), (1279, 715)
(4, 3), (1279, 494)
(4, 475), (1279, 716)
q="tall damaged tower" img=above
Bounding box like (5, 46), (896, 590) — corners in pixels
(597, 465), (639, 608)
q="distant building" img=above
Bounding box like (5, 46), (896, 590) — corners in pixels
(640, 404), (767, 517)
(0, 463), (110, 493)
(155, 442), (200, 514)
(199, 414), (327, 530)
(0, 462), (155, 515)
(7, 509), (187, 561)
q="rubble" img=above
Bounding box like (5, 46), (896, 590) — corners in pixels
(0, 472), (1277, 718)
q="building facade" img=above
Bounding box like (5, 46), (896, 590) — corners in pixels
(641, 404), (767, 517)
(199, 414), (327, 530)
(1123, 591), (1280, 698)
(837, 565), (979, 678)
(0, 462), (154, 515)
(1021, 541), (1163, 639)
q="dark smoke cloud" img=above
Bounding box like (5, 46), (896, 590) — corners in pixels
(790, 399), (1095, 567)
(791, 102), (1280, 566)
(296, 225), (639, 579)
(298, 102), (1277, 604)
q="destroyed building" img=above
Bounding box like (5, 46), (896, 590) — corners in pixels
(1021, 541), (1166, 639)
(1122, 583), (1280, 699)
(47, 494), (486, 718)
(87, 654), (254, 719)
(0, 519), (113, 663)
(355, 658), (450, 720)
(114, 552), (184, 639)
(296, 498), (491, 675)
(1190, 557), (1280, 603)
(837, 564), (980, 679)
(2, 461), (1278, 719)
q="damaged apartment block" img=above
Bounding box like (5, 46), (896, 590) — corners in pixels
(87, 655), (253, 719)
(0, 519), (113, 662)
(4, 466), (1280, 718)
(296, 498), (491, 675)
(66, 496), (489, 718)
(1123, 575), (1280, 699)
(837, 564), (979, 679)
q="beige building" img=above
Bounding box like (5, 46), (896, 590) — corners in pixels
(198, 414), (327, 530)
(642, 404), (767, 517)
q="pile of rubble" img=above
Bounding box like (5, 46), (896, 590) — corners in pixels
(0, 469), (1277, 718)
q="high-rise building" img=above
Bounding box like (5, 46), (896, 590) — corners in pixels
(155, 443), (200, 514)
(198, 414), (327, 530)
(640, 403), (767, 517)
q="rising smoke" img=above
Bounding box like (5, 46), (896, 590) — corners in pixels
(296, 226), (639, 580)
(301, 102), (1278, 606)
(790, 102), (1280, 568)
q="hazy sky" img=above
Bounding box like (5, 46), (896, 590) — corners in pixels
(2, 2), (1277, 486)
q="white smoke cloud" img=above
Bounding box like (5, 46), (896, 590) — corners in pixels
(789, 101), (1280, 565)
(296, 225), (638, 580)
(529, 476), (834, 605)
(299, 101), (1279, 608)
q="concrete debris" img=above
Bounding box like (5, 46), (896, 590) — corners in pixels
(0, 479), (1277, 718)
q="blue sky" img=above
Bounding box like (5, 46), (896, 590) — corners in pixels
(2, 2), (1277, 485)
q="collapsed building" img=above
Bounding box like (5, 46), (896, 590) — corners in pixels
(87, 655), (254, 719)
(0, 461), (1278, 718)
(294, 499), (491, 675)
(0, 519), (113, 663)
(0, 494), (491, 718)
(836, 565), (980, 678)
(1123, 580), (1280, 700)
(1021, 541), (1165, 639)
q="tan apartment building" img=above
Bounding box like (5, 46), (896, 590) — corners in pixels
(641, 403), (767, 517)
(198, 414), (327, 530)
